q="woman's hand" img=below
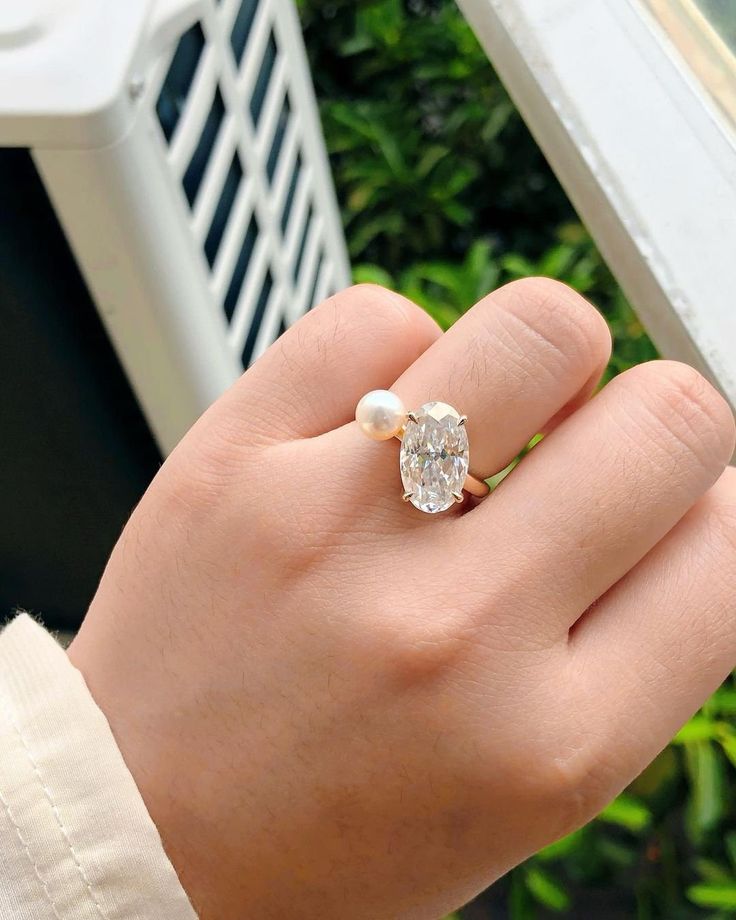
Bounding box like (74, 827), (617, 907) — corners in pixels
(69, 281), (736, 920)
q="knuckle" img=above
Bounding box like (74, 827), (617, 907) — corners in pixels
(155, 455), (225, 521)
(196, 414), (254, 481)
(629, 361), (735, 474)
(534, 744), (613, 835)
(493, 277), (611, 372)
(502, 709), (616, 837)
(469, 730), (613, 840)
(375, 614), (473, 691)
(474, 660), (623, 837)
(158, 415), (261, 518)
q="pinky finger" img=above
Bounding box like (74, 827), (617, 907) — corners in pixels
(569, 465), (736, 783)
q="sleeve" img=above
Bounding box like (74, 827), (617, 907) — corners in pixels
(0, 614), (198, 920)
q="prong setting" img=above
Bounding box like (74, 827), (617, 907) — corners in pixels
(356, 391), (487, 513)
(400, 401), (470, 513)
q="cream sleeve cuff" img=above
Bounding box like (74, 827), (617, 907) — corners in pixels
(0, 614), (198, 920)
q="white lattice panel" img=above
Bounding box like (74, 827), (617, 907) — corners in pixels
(0, 0), (351, 453)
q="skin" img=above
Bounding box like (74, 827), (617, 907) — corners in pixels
(68, 280), (736, 919)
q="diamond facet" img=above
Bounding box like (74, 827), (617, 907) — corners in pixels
(399, 402), (469, 513)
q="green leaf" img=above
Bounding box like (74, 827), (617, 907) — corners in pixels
(538, 243), (575, 278)
(355, 0), (404, 45)
(509, 868), (535, 919)
(598, 793), (652, 834)
(598, 837), (638, 868)
(339, 32), (375, 56)
(674, 716), (722, 744)
(416, 145), (451, 179)
(347, 184), (379, 212)
(417, 301), (461, 330)
(481, 99), (515, 140)
(486, 456), (520, 492)
(410, 261), (465, 291)
(687, 882), (736, 909)
(346, 213), (404, 257)
(351, 264), (395, 288)
(685, 741), (726, 843)
(693, 857), (733, 884)
(438, 199), (473, 226)
(629, 744), (679, 797)
(500, 253), (537, 278)
(719, 733), (736, 771)
(709, 687), (736, 716)
(537, 827), (586, 862)
(525, 866), (571, 912)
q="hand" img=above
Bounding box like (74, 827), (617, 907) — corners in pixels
(69, 281), (736, 920)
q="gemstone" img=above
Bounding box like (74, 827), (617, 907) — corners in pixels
(399, 402), (469, 513)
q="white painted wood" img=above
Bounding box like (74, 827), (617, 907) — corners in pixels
(251, 284), (284, 361)
(291, 218), (325, 323)
(34, 123), (241, 453)
(168, 44), (218, 178)
(211, 180), (256, 298)
(1, 0), (351, 453)
(457, 0), (736, 408)
(228, 240), (271, 347)
(191, 118), (240, 241)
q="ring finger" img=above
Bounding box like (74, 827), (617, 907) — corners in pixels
(463, 358), (735, 640)
(312, 277), (611, 522)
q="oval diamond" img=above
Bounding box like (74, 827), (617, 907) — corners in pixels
(400, 402), (469, 513)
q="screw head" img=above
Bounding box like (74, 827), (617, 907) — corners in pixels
(128, 76), (145, 101)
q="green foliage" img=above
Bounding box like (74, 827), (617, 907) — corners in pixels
(299, 0), (734, 915)
(501, 689), (736, 917)
(599, 794), (653, 835)
(525, 866), (572, 913)
(300, 0), (657, 380)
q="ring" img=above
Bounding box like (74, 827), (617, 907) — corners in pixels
(355, 390), (490, 514)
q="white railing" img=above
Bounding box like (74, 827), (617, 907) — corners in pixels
(457, 0), (736, 411)
(0, 0), (350, 453)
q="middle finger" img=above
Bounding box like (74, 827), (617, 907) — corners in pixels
(391, 277), (611, 479)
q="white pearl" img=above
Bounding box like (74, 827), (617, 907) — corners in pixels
(355, 390), (407, 440)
